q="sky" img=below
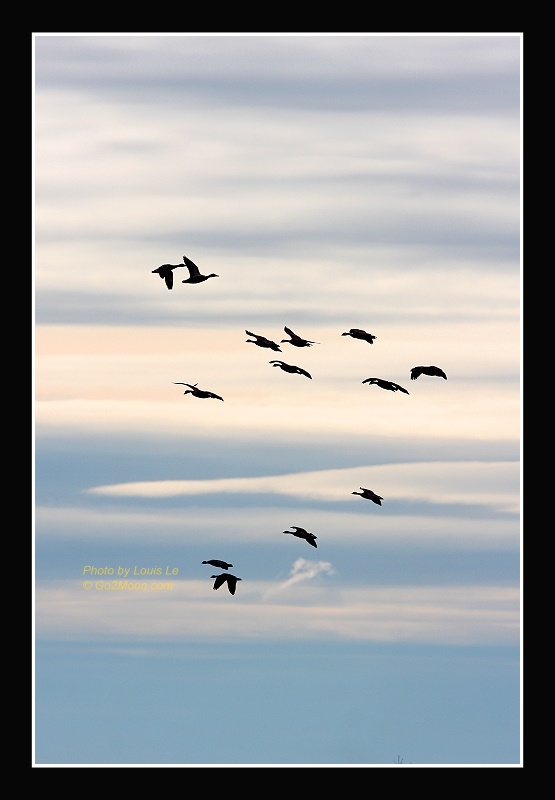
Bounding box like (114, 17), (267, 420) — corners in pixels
(33, 32), (522, 767)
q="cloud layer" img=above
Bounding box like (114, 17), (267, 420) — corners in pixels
(85, 460), (519, 512)
(36, 579), (519, 646)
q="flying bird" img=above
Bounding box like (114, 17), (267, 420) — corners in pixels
(341, 328), (377, 344)
(245, 330), (282, 352)
(269, 360), (312, 379)
(283, 526), (318, 548)
(173, 382), (224, 400)
(181, 254), (219, 284)
(410, 365), (447, 380)
(202, 560), (233, 570)
(210, 573), (242, 595)
(281, 326), (319, 348)
(352, 487), (383, 505)
(152, 262), (184, 290)
(362, 377), (409, 394)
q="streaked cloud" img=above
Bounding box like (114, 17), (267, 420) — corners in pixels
(35, 316), (520, 448)
(35, 34), (520, 113)
(35, 579), (519, 646)
(35, 503), (518, 548)
(86, 461), (519, 514)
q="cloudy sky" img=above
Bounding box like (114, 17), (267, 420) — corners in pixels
(33, 33), (521, 767)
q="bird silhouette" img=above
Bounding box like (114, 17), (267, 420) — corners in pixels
(269, 360), (312, 379)
(362, 377), (409, 394)
(342, 328), (377, 344)
(283, 526), (318, 548)
(202, 559), (233, 570)
(410, 365), (447, 380)
(173, 382), (224, 400)
(352, 487), (383, 505)
(211, 573), (242, 595)
(181, 254), (219, 284)
(245, 330), (282, 351)
(152, 263), (184, 290)
(281, 326), (319, 347)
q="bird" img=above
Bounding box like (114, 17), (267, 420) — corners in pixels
(210, 573), (242, 595)
(181, 254), (219, 284)
(245, 330), (282, 351)
(173, 382), (224, 400)
(341, 328), (377, 344)
(202, 559), (233, 570)
(280, 326), (319, 348)
(410, 365), (447, 380)
(269, 360), (312, 379)
(152, 262), (184, 290)
(352, 487), (383, 505)
(362, 377), (409, 394)
(283, 526), (317, 548)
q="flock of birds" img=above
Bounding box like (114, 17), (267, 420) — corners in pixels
(152, 254), (219, 289)
(154, 254), (448, 595)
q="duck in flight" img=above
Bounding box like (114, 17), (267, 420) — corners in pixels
(152, 262), (184, 290)
(281, 326), (319, 348)
(245, 330), (282, 352)
(410, 365), (447, 380)
(269, 360), (312, 379)
(202, 559), (233, 570)
(211, 573), (242, 595)
(342, 328), (377, 344)
(362, 377), (409, 394)
(181, 254), (219, 284)
(173, 382), (224, 400)
(352, 487), (383, 505)
(283, 526), (318, 548)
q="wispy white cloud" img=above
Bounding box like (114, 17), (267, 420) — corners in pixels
(86, 461), (520, 514)
(265, 557), (336, 598)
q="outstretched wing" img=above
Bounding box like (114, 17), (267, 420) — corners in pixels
(165, 271), (173, 289)
(182, 254), (200, 277)
(284, 326), (299, 339)
(212, 574), (227, 591)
